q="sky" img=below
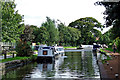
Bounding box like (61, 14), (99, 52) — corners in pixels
(14, 0), (111, 33)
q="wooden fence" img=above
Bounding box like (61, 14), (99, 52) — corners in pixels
(0, 42), (16, 50)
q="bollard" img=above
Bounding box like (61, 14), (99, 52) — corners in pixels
(110, 67), (112, 70)
(107, 62), (109, 65)
(115, 73), (119, 78)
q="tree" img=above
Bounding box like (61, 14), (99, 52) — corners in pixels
(58, 23), (81, 46)
(30, 25), (39, 43)
(69, 17), (103, 44)
(16, 25), (35, 57)
(68, 27), (81, 46)
(95, 1), (120, 39)
(1, 1), (24, 42)
(42, 17), (59, 46)
(20, 25), (34, 42)
(35, 26), (49, 44)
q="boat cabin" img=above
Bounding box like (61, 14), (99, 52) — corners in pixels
(38, 46), (64, 58)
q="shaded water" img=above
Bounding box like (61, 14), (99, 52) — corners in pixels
(1, 50), (100, 80)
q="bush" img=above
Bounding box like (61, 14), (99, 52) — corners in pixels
(7, 51), (17, 55)
(15, 40), (33, 57)
(113, 37), (120, 52)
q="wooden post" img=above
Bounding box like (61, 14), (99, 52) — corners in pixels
(3, 50), (7, 59)
(12, 53), (14, 58)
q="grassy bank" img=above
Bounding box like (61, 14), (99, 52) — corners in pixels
(105, 47), (113, 52)
(100, 48), (112, 64)
(0, 55), (37, 63)
(64, 46), (77, 49)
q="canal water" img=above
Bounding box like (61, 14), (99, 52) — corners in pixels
(1, 50), (100, 80)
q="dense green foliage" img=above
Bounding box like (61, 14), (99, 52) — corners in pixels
(113, 37), (120, 52)
(42, 17), (59, 46)
(98, 29), (113, 45)
(96, 1), (120, 39)
(35, 26), (49, 44)
(58, 23), (81, 46)
(96, 1), (120, 52)
(16, 25), (34, 57)
(1, 1), (24, 42)
(15, 40), (33, 57)
(69, 17), (103, 44)
(20, 25), (35, 42)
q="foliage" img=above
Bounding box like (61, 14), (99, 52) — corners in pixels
(15, 40), (33, 57)
(95, 1), (120, 39)
(35, 27), (49, 44)
(1, 1), (24, 42)
(16, 25), (34, 57)
(95, 2), (120, 27)
(42, 17), (59, 46)
(105, 48), (113, 52)
(20, 25), (35, 42)
(58, 23), (81, 46)
(69, 17), (103, 44)
(113, 37), (120, 52)
(30, 25), (39, 43)
(68, 27), (81, 46)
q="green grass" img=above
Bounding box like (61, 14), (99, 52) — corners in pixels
(100, 48), (112, 63)
(0, 57), (30, 63)
(105, 47), (113, 52)
(64, 46), (76, 49)
(102, 56), (112, 64)
(0, 55), (37, 63)
(100, 48), (106, 53)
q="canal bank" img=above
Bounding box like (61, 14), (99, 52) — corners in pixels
(0, 55), (37, 72)
(98, 49), (120, 80)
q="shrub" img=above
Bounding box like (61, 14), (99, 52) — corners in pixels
(113, 37), (120, 52)
(15, 40), (33, 57)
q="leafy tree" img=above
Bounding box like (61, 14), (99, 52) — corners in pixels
(42, 17), (59, 46)
(16, 40), (32, 57)
(58, 23), (81, 46)
(35, 26), (49, 44)
(20, 25), (35, 42)
(95, 1), (120, 39)
(69, 17), (103, 44)
(16, 25), (34, 57)
(68, 27), (81, 46)
(113, 37), (120, 52)
(30, 25), (39, 43)
(1, 1), (24, 42)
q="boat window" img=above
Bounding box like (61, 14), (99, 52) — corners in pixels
(43, 50), (47, 55)
(55, 48), (63, 51)
(43, 47), (50, 49)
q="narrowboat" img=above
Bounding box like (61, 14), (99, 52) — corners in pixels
(37, 46), (64, 62)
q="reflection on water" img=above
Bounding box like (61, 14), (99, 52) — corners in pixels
(1, 50), (100, 79)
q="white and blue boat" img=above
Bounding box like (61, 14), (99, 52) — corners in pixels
(37, 46), (64, 61)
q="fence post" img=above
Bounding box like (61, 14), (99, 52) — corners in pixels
(12, 53), (14, 58)
(3, 50), (7, 59)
